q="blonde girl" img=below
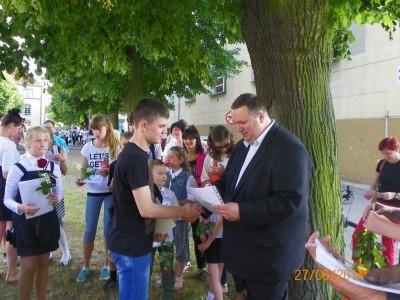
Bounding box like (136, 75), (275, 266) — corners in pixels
(4, 126), (61, 300)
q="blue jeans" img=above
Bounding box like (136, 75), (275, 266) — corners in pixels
(83, 193), (112, 243)
(112, 252), (151, 300)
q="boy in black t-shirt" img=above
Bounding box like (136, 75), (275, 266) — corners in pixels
(108, 99), (199, 300)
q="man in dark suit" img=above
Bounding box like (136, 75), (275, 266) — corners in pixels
(214, 93), (312, 300)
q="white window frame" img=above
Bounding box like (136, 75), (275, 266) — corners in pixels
(24, 89), (33, 98)
(23, 104), (32, 115)
(211, 76), (226, 96)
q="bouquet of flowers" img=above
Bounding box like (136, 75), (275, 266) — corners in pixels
(195, 217), (215, 242)
(353, 184), (388, 277)
(353, 230), (388, 277)
(76, 164), (94, 180)
(158, 241), (175, 274)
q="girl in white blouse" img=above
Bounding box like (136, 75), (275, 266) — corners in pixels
(0, 108), (24, 282)
(4, 126), (61, 300)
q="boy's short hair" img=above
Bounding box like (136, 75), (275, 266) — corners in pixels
(131, 99), (169, 127)
(121, 131), (133, 140)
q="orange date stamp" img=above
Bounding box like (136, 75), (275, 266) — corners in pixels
(294, 268), (352, 281)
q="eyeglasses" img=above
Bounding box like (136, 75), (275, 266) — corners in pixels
(214, 143), (231, 150)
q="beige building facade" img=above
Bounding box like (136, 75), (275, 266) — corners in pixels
(169, 25), (400, 184)
(333, 25), (400, 184)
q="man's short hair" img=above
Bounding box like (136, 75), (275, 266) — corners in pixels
(131, 98), (169, 126)
(231, 93), (266, 114)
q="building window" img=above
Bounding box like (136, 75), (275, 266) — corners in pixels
(24, 89), (33, 98)
(23, 104), (31, 115)
(211, 76), (226, 96)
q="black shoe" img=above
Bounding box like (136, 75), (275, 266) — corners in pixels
(103, 277), (117, 290)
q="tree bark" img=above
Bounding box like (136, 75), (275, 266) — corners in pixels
(241, 1), (343, 299)
(124, 47), (148, 112)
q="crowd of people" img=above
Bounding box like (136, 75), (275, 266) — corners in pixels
(0, 93), (314, 300)
(56, 127), (91, 146)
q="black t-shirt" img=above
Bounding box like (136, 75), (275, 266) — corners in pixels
(376, 159), (400, 206)
(108, 142), (155, 257)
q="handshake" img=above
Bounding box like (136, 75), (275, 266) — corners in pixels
(181, 203), (202, 222)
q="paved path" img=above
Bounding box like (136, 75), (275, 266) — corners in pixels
(342, 181), (370, 261)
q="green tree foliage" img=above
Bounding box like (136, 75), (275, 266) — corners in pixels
(331, 0), (400, 59)
(0, 79), (23, 116)
(1, 2), (399, 299)
(0, 0), (243, 112)
(46, 90), (89, 126)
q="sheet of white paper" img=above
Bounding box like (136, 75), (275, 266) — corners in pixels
(18, 178), (54, 219)
(154, 218), (176, 235)
(315, 238), (400, 294)
(187, 186), (224, 213)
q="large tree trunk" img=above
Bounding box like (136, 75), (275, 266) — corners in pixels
(124, 47), (148, 112)
(241, 1), (343, 299)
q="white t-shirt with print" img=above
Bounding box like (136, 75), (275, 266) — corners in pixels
(81, 141), (114, 194)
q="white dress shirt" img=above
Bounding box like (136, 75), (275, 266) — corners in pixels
(235, 120), (275, 189)
(4, 153), (62, 214)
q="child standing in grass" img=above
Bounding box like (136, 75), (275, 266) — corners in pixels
(4, 126), (61, 300)
(75, 114), (120, 283)
(198, 214), (224, 300)
(164, 146), (197, 290)
(149, 159), (179, 300)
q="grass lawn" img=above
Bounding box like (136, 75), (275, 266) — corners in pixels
(0, 147), (234, 299)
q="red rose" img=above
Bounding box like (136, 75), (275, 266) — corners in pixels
(101, 159), (109, 168)
(37, 158), (47, 168)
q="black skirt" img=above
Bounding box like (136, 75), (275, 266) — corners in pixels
(204, 238), (222, 264)
(13, 210), (60, 256)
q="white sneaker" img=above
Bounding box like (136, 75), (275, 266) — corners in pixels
(174, 276), (183, 290)
(58, 254), (72, 267)
(155, 278), (162, 288)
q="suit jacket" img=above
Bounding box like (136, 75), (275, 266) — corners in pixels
(216, 122), (311, 281)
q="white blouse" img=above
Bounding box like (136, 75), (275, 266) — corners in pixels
(4, 153), (62, 215)
(0, 136), (21, 175)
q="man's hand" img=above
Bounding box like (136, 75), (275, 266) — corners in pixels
(182, 203), (199, 222)
(18, 203), (39, 216)
(365, 265), (400, 284)
(191, 203), (205, 214)
(305, 231), (333, 259)
(305, 232), (385, 300)
(213, 202), (240, 221)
